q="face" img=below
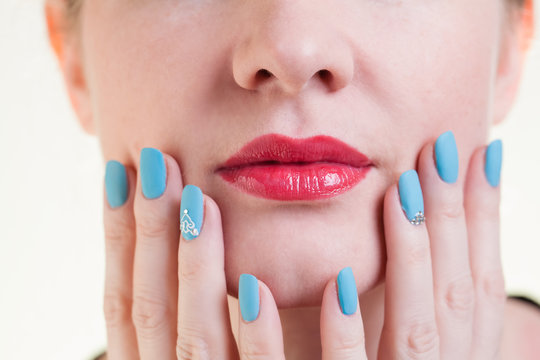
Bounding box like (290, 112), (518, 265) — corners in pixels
(76, 0), (512, 307)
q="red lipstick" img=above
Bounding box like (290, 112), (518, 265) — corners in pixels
(216, 134), (373, 201)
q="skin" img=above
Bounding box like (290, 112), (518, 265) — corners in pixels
(45, 0), (537, 358)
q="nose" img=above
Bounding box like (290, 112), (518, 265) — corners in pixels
(231, 2), (355, 96)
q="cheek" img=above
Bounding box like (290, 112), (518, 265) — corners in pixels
(81, 1), (224, 164)
(357, 1), (499, 164)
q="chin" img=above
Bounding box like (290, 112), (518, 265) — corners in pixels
(221, 204), (387, 308)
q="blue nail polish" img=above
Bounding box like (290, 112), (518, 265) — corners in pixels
(140, 148), (166, 199)
(180, 185), (204, 241)
(485, 140), (502, 187)
(435, 131), (459, 184)
(398, 170), (425, 225)
(105, 160), (128, 208)
(239, 274), (260, 322)
(337, 267), (358, 315)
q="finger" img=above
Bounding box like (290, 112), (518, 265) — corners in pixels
(378, 174), (440, 360)
(132, 148), (182, 359)
(320, 267), (368, 360)
(464, 141), (506, 359)
(417, 132), (474, 360)
(103, 160), (139, 359)
(237, 274), (285, 360)
(176, 188), (238, 359)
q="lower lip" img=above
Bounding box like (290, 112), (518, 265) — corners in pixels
(218, 163), (372, 201)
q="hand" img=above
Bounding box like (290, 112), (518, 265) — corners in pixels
(374, 134), (505, 359)
(103, 148), (239, 359)
(320, 133), (505, 359)
(101, 132), (505, 359)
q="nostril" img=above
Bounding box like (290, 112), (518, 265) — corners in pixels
(256, 69), (273, 80)
(318, 69), (331, 80)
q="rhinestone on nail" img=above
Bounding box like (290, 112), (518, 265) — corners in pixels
(410, 211), (425, 225)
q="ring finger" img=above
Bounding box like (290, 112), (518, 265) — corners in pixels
(417, 132), (474, 360)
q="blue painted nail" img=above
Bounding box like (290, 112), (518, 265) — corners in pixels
(337, 267), (358, 315)
(435, 131), (459, 184)
(239, 274), (260, 322)
(485, 140), (502, 187)
(398, 170), (425, 225)
(105, 160), (128, 208)
(180, 185), (204, 241)
(140, 148), (166, 199)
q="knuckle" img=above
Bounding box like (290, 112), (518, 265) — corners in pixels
(444, 276), (475, 314)
(176, 326), (211, 360)
(131, 293), (172, 338)
(329, 332), (366, 357)
(479, 271), (507, 305)
(240, 338), (273, 360)
(179, 257), (208, 282)
(400, 321), (439, 358)
(104, 217), (135, 250)
(437, 198), (465, 221)
(135, 210), (170, 239)
(406, 243), (431, 267)
(103, 291), (131, 328)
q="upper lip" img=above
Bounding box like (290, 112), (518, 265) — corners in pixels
(216, 133), (372, 170)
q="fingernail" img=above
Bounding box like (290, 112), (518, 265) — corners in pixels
(337, 267), (358, 315)
(140, 148), (166, 199)
(485, 139), (502, 187)
(105, 160), (128, 208)
(398, 170), (425, 225)
(180, 185), (204, 241)
(435, 131), (459, 184)
(239, 273), (260, 322)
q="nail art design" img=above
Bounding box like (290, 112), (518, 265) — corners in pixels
(180, 209), (199, 237)
(179, 184), (204, 240)
(398, 170), (426, 225)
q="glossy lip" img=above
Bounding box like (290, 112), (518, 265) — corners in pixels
(215, 133), (373, 201)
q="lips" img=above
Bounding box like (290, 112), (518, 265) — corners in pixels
(216, 133), (373, 201)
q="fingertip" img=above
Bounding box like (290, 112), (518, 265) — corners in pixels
(337, 267), (359, 316)
(383, 183), (409, 229)
(485, 139), (503, 187)
(202, 194), (223, 230)
(239, 274), (260, 323)
(104, 160), (136, 211)
(161, 152), (183, 194)
(321, 270), (361, 320)
(257, 280), (281, 321)
(464, 144), (501, 216)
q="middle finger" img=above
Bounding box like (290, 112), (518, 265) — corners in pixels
(132, 147), (182, 359)
(417, 131), (474, 360)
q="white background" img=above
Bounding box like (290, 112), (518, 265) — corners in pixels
(0, 1), (539, 359)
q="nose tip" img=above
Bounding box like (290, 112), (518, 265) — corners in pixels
(232, 9), (355, 96)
